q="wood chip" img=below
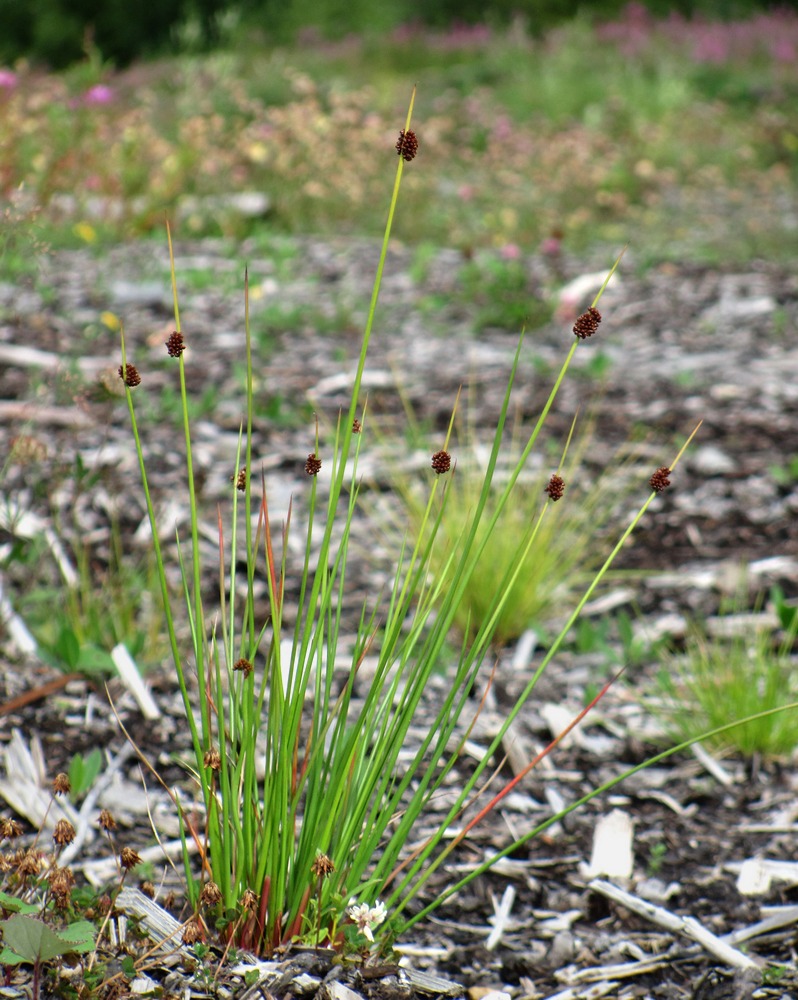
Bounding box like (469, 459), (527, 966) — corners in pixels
(588, 878), (759, 970)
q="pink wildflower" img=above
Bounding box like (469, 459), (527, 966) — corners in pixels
(84, 84), (114, 106)
(0, 69), (17, 90)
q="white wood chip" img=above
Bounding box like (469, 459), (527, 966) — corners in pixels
(691, 742), (734, 787)
(728, 858), (798, 891)
(322, 982), (361, 1000)
(724, 904), (798, 945)
(111, 643), (161, 720)
(0, 572), (38, 655)
(540, 704), (583, 749)
(542, 981), (619, 1000)
(585, 809), (634, 879)
(588, 878), (759, 970)
(115, 886), (191, 956)
(486, 885), (516, 951)
(0, 729), (81, 829)
(511, 629), (538, 670)
(736, 858), (773, 896)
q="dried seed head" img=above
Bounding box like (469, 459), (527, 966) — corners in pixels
(240, 888), (258, 910)
(118, 363), (141, 387)
(139, 880), (156, 899)
(649, 466), (672, 492)
(305, 454), (322, 476)
(573, 306), (602, 339)
(352, 418), (362, 434)
(166, 331), (185, 357)
(233, 657), (253, 678)
(431, 450), (451, 475)
(231, 467), (247, 491)
(311, 853), (335, 878)
(98, 809), (117, 832)
(48, 865), (75, 900)
(545, 474), (565, 502)
(53, 819), (76, 847)
(9, 435), (47, 465)
(1, 818), (23, 841)
(200, 881), (223, 907)
(182, 917), (205, 945)
(120, 847), (142, 871)
(396, 128), (419, 161)
(17, 849), (42, 878)
(53, 773), (71, 796)
(203, 748), (222, 771)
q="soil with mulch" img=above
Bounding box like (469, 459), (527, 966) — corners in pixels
(1, 235), (798, 1000)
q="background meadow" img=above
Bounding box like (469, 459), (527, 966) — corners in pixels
(1, 4), (797, 269)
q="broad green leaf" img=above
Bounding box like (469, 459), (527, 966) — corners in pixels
(0, 915), (95, 964)
(0, 890), (39, 915)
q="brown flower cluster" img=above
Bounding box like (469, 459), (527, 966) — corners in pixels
(431, 450), (451, 475)
(233, 657), (253, 677)
(118, 363), (141, 387)
(649, 466), (672, 492)
(311, 853), (335, 878)
(305, 454), (322, 476)
(573, 306), (602, 339)
(166, 331), (186, 357)
(396, 128), (419, 161)
(544, 474), (565, 501)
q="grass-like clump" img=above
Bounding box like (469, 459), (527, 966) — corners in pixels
(655, 587), (798, 758)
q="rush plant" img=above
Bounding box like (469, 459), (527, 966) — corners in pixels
(118, 93), (712, 956)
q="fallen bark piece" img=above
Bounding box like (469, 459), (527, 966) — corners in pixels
(588, 878), (759, 970)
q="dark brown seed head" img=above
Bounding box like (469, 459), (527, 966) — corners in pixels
(118, 363), (141, 387)
(139, 880), (156, 899)
(396, 128), (419, 161)
(200, 880), (223, 907)
(166, 331), (185, 357)
(17, 849), (42, 878)
(1, 818), (23, 841)
(431, 450), (451, 475)
(98, 809), (117, 832)
(305, 454), (322, 476)
(240, 888), (258, 911)
(48, 865), (75, 898)
(53, 773), (71, 796)
(231, 467), (247, 491)
(573, 306), (602, 340)
(120, 847), (142, 871)
(649, 466), (672, 492)
(203, 748), (222, 771)
(545, 474), (565, 501)
(53, 819), (76, 847)
(233, 657), (253, 677)
(352, 417), (362, 434)
(182, 917), (205, 945)
(311, 853), (336, 878)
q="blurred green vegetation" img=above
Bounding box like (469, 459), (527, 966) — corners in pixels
(1, 8), (796, 266)
(0, 0), (795, 68)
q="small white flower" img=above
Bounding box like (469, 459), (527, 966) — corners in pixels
(347, 900), (387, 943)
(369, 901), (387, 928)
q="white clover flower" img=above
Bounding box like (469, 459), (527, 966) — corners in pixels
(347, 900), (387, 942)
